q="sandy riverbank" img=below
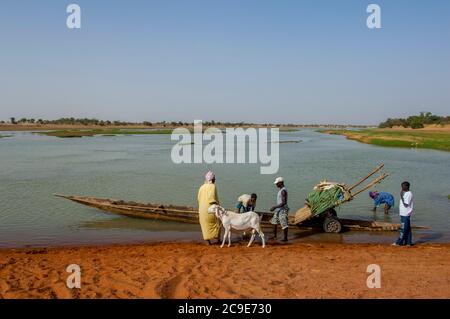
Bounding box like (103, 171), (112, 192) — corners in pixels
(1, 242), (449, 299)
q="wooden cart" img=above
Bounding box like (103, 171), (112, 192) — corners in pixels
(293, 164), (389, 233)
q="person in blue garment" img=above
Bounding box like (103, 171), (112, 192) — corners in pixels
(369, 191), (395, 214)
(235, 193), (258, 239)
(235, 193), (257, 213)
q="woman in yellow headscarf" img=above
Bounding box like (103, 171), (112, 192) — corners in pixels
(197, 170), (221, 245)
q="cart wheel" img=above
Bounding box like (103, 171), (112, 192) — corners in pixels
(323, 217), (342, 233)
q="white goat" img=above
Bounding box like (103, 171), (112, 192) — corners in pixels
(208, 204), (265, 248)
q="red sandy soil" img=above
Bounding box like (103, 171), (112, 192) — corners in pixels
(1, 242), (449, 299)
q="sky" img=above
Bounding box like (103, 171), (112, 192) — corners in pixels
(0, 0), (449, 125)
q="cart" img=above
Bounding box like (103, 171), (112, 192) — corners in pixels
(293, 164), (389, 233)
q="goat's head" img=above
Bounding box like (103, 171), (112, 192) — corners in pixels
(208, 204), (227, 219)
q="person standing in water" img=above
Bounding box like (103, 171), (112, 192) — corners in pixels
(197, 171), (221, 245)
(270, 177), (289, 242)
(393, 181), (414, 246)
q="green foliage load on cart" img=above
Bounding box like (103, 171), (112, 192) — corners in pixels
(306, 185), (344, 216)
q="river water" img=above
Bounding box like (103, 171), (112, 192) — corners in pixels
(0, 129), (449, 248)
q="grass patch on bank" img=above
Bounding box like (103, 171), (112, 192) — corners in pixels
(279, 128), (300, 132)
(36, 129), (174, 138)
(273, 140), (302, 144)
(321, 129), (450, 152)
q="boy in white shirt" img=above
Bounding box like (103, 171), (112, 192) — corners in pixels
(393, 181), (414, 246)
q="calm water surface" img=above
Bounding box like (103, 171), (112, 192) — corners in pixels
(0, 130), (449, 248)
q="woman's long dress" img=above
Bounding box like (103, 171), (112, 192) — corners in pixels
(197, 183), (220, 240)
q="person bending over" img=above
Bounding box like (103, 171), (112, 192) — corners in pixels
(369, 191), (395, 214)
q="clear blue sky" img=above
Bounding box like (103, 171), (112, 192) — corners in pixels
(0, 0), (449, 124)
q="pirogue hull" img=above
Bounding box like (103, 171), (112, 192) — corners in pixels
(55, 194), (427, 232)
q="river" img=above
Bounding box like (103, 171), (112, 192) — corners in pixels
(0, 129), (449, 248)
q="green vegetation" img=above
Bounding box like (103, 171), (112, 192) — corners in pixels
(448, 194), (450, 200)
(0, 117), (327, 130)
(273, 140), (302, 144)
(37, 129), (174, 138)
(379, 112), (449, 129)
(14, 117), (142, 126)
(321, 113), (450, 151)
(322, 129), (450, 151)
(279, 128), (300, 132)
(4, 117), (295, 128)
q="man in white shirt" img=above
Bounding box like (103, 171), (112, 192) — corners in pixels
(394, 181), (414, 246)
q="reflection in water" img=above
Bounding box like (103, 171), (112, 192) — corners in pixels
(79, 217), (199, 232)
(79, 216), (403, 245)
(414, 232), (445, 244)
(371, 211), (394, 223)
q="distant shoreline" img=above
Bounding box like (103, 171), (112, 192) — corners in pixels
(0, 123), (371, 132)
(0, 123), (370, 138)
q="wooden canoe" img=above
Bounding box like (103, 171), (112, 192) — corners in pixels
(55, 194), (428, 232)
(55, 194), (274, 226)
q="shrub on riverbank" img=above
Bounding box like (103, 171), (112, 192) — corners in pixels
(379, 112), (449, 129)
